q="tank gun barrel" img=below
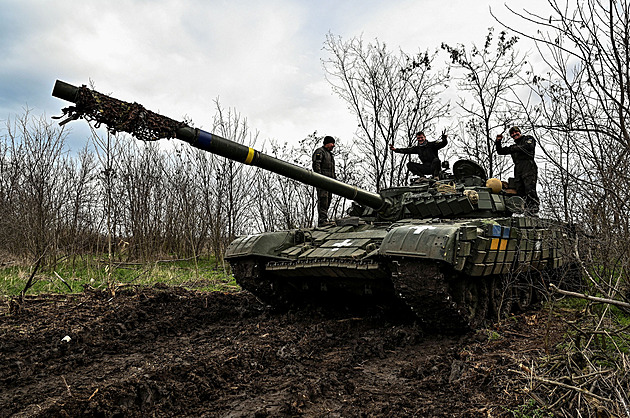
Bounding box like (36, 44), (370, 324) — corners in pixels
(51, 80), (389, 213)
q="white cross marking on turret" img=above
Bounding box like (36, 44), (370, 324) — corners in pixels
(410, 226), (435, 235)
(333, 239), (354, 247)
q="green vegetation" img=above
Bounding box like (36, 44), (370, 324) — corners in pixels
(0, 256), (238, 296)
(504, 400), (553, 418)
(553, 295), (630, 352)
(486, 329), (503, 342)
(553, 295), (589, 312)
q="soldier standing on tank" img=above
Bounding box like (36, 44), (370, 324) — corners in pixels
(312, 136), (336, 226)
(495, 126), (540, 214)
(389, 130), (448, 178)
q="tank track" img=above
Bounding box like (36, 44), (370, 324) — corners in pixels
(233, 257), (496, 333)
(230, 258), (287, 307)
(231, 257), (395, 309)
(389, 259), (488, 333)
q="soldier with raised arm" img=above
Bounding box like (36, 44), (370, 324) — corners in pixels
(496, 126), (539, 214)
(390, 130), (448, 179)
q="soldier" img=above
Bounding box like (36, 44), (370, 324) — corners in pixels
(312, 136), (336, 226)
(495, 126), (539, 214)
(389, 131), (448, 178)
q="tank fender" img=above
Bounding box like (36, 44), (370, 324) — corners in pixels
(378, 224), (460, 262)
(225, 231), (294, 260)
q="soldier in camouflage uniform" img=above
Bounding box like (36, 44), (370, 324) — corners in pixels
(312, 136), (336, 226)
(390, 131), (448, 178)
(496, 126), (540, 214)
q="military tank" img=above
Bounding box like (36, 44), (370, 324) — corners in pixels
(52, 80), (577, 332)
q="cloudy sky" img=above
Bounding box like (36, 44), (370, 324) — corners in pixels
(0, 0), (551, 151)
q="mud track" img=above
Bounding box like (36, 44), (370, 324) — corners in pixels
(0, 286), (566, 417)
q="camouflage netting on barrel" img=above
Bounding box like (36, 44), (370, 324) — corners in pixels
(54, 85), (188, 141)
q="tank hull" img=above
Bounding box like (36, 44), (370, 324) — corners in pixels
(226, 216), (576, 332)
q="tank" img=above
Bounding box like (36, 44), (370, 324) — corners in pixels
(52, 80), (578, 332)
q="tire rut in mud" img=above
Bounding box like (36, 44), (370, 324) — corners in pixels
(0, 286), (569, 417)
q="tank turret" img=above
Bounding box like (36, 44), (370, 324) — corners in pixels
(52, 80), (578, 332)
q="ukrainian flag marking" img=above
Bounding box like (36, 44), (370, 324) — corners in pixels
(245, 147), (255, 164)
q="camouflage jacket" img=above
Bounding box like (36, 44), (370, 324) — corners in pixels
(393, 137), (447, 164)
(497, 134), (536, 163)
(312, 146), (335, 178)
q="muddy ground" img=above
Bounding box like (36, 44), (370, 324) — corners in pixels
(0, 286), (568, 417)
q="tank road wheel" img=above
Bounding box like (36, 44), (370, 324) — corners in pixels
(488, 276), (513, 321)
(451, 278), (489, 329)
(230, 258), (290, 308)
(390, 260), (491, 332)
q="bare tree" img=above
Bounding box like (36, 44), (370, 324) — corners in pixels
(0, 121), (21, 259)
(268, 139), (312, 229)
(323, 34), (449, 190)
(118, 140), (168, 260)
(248, 137), (316, 231)
(1, 112), (73, 264)
(62, 143), (99, 265)
(442, 28), (529, 178)
(242, 131), (354, 232)
(501, 1), (630, 221)
(505, 0), (630, 282)
(494, 1), (630, 415)
(250, 166), (282, 232)
(89, 128), (125, 289)
(206, 100), (258, 261)
(164, 143), (211, 260)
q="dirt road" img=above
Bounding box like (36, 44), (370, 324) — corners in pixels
(0, 286), (564, 417)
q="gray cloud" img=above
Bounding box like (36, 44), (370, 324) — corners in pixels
(1, 0), (551, 150)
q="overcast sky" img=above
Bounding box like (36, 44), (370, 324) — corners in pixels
(0, 0), (552, 151)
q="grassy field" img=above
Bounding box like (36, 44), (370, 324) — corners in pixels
(0, 256), (238, 296)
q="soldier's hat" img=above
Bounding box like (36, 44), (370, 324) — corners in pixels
(508, 126), (521, 135)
